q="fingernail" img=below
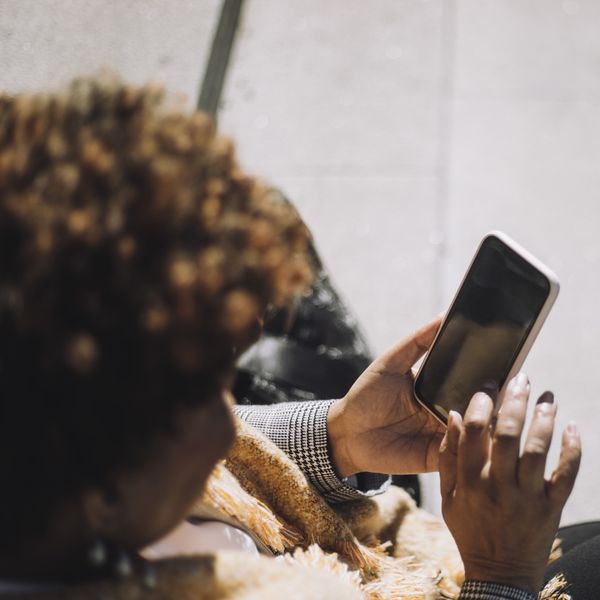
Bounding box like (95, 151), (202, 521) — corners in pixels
(537, 391), (554, 404)
(511, 372), (529, 394)
(448, 410), (460, 427)
(567, 421), (579, 436)
(479, 380), (499, 401)
(536, 399), (555, 416)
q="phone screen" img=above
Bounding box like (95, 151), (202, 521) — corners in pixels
(414, 235), (551, 421)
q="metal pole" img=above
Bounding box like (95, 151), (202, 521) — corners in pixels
(197, 0), (244, 122)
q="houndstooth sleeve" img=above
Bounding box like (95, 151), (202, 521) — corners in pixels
(458, 581), (536, 600)
(233, 400), (390, 503)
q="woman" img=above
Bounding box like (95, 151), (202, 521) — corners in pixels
(0, 75), (588, 599)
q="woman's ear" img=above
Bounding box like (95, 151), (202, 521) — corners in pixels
(80, 487), (121, 537)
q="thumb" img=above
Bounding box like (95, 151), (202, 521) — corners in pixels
(378, 317), (442, 373)
(439, 410), (462, 499)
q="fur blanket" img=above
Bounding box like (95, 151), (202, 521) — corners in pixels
(17, 418), (570, 600)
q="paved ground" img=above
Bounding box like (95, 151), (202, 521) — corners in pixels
(2, 0), (599, 524)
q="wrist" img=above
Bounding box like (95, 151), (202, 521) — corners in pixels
(326, 398), (355, 478)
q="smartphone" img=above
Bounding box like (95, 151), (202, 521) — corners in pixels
(414, 231), (559, 425)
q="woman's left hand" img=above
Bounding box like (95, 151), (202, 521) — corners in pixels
(327, 318), (444, 478)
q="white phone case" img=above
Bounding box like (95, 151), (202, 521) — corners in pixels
(414, 230), (560, 425)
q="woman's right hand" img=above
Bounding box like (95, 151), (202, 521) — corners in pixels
(439, 373), (581, 595)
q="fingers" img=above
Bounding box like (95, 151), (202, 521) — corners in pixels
(548, 422), (581, 506)
(439, 410), (462, 498)
(488, 380), (581, 508)
(489, 374), (530, 484)
(380, 317), (442, 373)
(517, 392), (556, 492)
(458, 392), (494, 485)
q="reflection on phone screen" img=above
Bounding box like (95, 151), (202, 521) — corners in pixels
(415, 236), (550, 418)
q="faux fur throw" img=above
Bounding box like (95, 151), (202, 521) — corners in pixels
(16, 418), (571, 600)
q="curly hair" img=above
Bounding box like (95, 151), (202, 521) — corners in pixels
(0, 75), (313, 549)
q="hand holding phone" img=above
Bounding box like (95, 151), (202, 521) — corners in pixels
(327, 319), (445, 478)
(327, 232), (558, 477)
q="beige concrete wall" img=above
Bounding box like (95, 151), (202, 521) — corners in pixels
(0, 0), (219, 102)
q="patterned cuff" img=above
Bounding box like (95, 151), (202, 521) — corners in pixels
(459, 580), (536, 600)
(233, 400), (390, 503)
